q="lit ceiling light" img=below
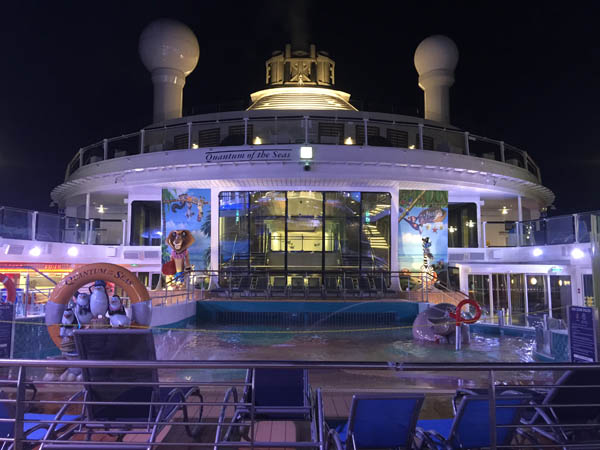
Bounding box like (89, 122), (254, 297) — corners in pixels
(97, 205), (106, 214)
(558, 279), (563, 287)
(29, 246), (42, 257)
(465, 220), (475, 228)
(529, 276), (538, 286)
(501, 206), (509, 215)
(253, 136), (262, 145)
(67, 246), (79, 257)
(571, 248), (585, 259)
(344, 137), (354, 145)
(133, 168), (144, 172)
(300, 146), (313, 159)
(448, 226), (457, 233)
(532, 248), (543, 257)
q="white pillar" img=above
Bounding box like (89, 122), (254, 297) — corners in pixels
(476, 200), (482, 248)
(390, 189), (400, 291)
(210, 188), (220, 272)
(85, 193), (91, 220)
(517, 195), (523, 222)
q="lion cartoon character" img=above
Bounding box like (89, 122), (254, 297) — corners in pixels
(163, 230), (195, 283)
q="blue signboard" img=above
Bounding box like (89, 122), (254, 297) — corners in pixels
(569, 306), (598, 363)
(0, 302), (14, 359)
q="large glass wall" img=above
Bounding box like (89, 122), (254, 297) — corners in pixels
(218, 191), (391, 274)
(527, 274), (548, 316)
(549, 275), (572, 320)
(468, 274), (490, 317)
(492, 273), (509, 320)
(509, 274), (526, 325)
(130, 201), (161, 246)
(448, 203), (478, 248)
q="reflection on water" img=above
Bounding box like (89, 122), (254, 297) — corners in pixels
(155, 326), (535, 363)
(154, 325), (542, 389)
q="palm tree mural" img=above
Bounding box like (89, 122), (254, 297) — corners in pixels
(161, 189), (177, 264)
(200, 206), (211, 269)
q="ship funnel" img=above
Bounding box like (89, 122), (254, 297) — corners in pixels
(139, 19), (199, 123)
(414, 35), (459, 124)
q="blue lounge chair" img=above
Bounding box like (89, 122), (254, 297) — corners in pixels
(0, 390), (81, 449)
(42, 328), (203, 448)
(415, 394), (531, 449)
(216, 368), (323, 449)
(519, 369), (600, 446)
(325, 392), (424, 450)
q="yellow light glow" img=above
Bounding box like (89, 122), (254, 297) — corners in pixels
(248, 87), (357, 111)
(409, 145), (416, 149)
(97, 205), (105, 214)
(501, 206), (508, 215)
(344, 137), (354, 145)
(253, 136), (262, 145)
(529, 277), (538, 286)
(448, 226), (457, 233)
(466, 220), (475, 228)
(192, 143), (199, 149)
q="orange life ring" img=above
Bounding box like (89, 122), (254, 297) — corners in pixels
(0, 274), (16, 304)
(450, 298), (482, 326)
(45, 263), (152, 348)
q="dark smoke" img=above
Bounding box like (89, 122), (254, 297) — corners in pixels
(289, 0), (309, 52)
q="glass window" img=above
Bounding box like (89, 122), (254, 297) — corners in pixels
(527, 275), (548, 316)
(448, 203), (477, 248)
(583, 274), (594, 307)
(361, 193), (391, 271)
(219, 192), (249, 270)
(492, 273), (509, 322)
(250, 192), (286, 272)
(509, 274), (526, 325)
(325, 192), (360, 217)
(469, 274), (490, 319)
(549, 275), (571, 320)
(130, 201), (161, 246)
(325, 192), (360, 271)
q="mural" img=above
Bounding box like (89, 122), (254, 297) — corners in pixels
(398, 190), (448, 289)
(162, 189), (211, 281)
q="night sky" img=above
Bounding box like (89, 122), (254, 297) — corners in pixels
(1, 2), (599, 214)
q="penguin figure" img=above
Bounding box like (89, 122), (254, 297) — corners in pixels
(107, 295), (130, 328)
(89, 280), (109, 317)
(60, 308), (76, 337)
(75, 292), (93, 325)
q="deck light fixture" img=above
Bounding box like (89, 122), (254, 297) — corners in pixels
(67, 246), (79, 257)
(300, 146), (313, 159)
(253, 136), (262, 145)
(532, 248), (543, 257)
(571, 248), (585, 259)
(344, 137), (354, 145)
(29, 246), (41, 257)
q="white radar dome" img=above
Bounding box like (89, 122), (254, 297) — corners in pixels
(139, 18), (199, 76)
(414, 35), (459, 75)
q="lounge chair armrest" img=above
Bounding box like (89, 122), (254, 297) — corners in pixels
(327, 429), (344, 450)
(415, 427), (450, 450)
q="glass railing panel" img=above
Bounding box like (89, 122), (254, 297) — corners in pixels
(35, 212), (64, 242)
(67, 154), (81, 177)
(64, 216), (88, 244)
(218, 120), (247, 146)
(384, 122), (421, 149)
(577, 212), (591, 243)
(545, 215), (575, 245)
(504, 144), (526, 169)
(421, 126), (467, 154)
(163, 124), (190, 150)
(484, 221), (517, 247)
(89, 219), (123, 245)
(468, 135), (502, 161)
(107, 133), (140, 159)
(191, 121), (226, 148)
(247, 119), (278, 145)
(273, 118), (305, 145)
(0, 207), (33, 240)
(307, 118), (362, 145)
(143, 127), (166, 153)
(81, 142), (104, 165)
(519, 219), (546, 246)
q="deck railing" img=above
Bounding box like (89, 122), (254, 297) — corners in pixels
(65, 112), (541, 182)
(0, 359), (598, 449)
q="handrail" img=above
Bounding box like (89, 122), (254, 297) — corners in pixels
(64, 111), (541, 182)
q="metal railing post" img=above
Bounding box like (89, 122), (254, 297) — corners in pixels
(488, 370), (497, 449)
(187, 122), (193, 148)
(523, 150), (529, 171)
(364, 118), (369, 146)
(463, 131), (470, 155)
(79, 147), (84, 167)
(482, 221), (487, 248)
(31, 211), (37, 241)
(574, 213), (579, 243)
(14, 365), (26, 450)
(140, 129), (145, 154)
(244, 117), (249, 146)
(499, 140), (505, 162)
(418, 123), (424, 150)
(121, 219), (127, 246)
(304, 116), (309, 144)
(103, 138), (108, 160)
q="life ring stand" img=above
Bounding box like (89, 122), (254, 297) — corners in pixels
(449, 298), (482, 326)
(0, 274), (16, 304)
(45, 263), (152, 348)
